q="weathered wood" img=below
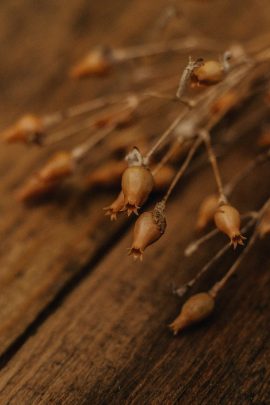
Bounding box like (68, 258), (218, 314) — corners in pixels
(0, 1), (269, 404)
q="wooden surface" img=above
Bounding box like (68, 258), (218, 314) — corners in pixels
(0, 1), (269, 404)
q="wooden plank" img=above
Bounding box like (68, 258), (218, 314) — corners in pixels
(0, 0), (270, 403)
(0, 0), (165, 354)
(0, 144), (268, 404)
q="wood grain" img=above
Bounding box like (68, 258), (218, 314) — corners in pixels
(0, 0), (269, 404)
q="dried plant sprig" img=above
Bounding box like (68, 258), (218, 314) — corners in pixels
(209, 198), (270, 298)
(179, 216), (257, 297)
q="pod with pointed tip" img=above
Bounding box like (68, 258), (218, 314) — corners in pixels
(214, 203), (245, 248)
(121, 166), (154, 215)
(196, 194), (219, 231)
(170, 292), (215, 334)
(2, 114), (44, 144)
(103, 191), (125, 221)
(39, 152), (75, 182)
(70, 47), (112, 78)
(129, 210), (166, 260)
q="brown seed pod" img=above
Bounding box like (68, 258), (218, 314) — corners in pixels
(85, 160), (127, 189)
(211, 90), (239, 115)
(258, 131), (270, 147)
(196, 194), (219, 231)
(153, 165), (175, 191)
(121, 166), (154, 216)
(128, 201), (166, 260)
(39, 152), (75, 182)
(258, 206), (270, 239)
(16, 175), (58, 202)
(1, 114), (44, 144)
(70, 47), (112, 78)
(214, 203), (245, 248)
(191, 60), (224, 87)
(169, 292), (215, 335)
(103, 191), (125, 221)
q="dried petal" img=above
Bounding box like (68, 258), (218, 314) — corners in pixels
(170, 292), (215, 335)
(214, 203), (245, 248)
(103, 191), (125, 221)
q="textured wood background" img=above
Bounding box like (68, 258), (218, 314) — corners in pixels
(0, 1), (269, 404)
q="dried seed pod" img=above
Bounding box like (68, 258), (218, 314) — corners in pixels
(70, 46), (112, 78)
(1, 114), (44, 144)
(39, 152), (75, 182)
(258, 131), (270, 147)
(169, 292), (215, 335)
(103, 191), (125, 221)
(121, 166), (154, 215)
(258, 206), (270, 238)
(128, 201), (166, 260)
(153, 165), (175, 191)
(16, 175), (58, 202)
(214, 203), (245, 248)
(191, 61), (224, 87)
(211, 90), (239, 115)
(85, 160), (127, 189)
(196, 194), (219, 231)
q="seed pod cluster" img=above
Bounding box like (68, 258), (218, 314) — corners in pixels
(121, 165), (154, 216)
(16, 151), (75, 201)
(214, 203), (245, 248)
(191, 60), (224, 87)
(170, 292), (215, 335)
(128, 201), (166, 260)
(196, 194), (219, 231)
(1, 114), (44, 144)
(103, 191), (125, 221)
(70, 47), (112, 78)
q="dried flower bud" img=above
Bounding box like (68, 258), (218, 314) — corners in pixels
(191, 61), (224, 87)
(70, 47), (112, 78)
(258, 206), (270, 239)
(85, 160), (127, 189)
(211, 90), (238, 115)
(39, 152), (75, 182)
(121, 166), (154, 215)
(1, 114), (44, 144)
(103, 191), (125, 221)
(128, 201), (166, 260)
(153, 166), (175, 191)
(169, 292), (215, 335)
(196, 194), (219, 231)
(214, 203), (245, 248)
(16, 175), (58, 202)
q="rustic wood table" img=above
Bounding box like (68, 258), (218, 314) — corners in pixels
(0, 1), (269, 404)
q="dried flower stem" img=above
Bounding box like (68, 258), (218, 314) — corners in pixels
(200, 129), (227, 203)
(71, 126), (115, 162)
(178, 217), (256, 297)
(163, 137), (201, 204)
(145, 112), (187, 163)
(112, 37), (220, 63)
(152, 140), (183, 175)
(209, 198), (270, 298)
